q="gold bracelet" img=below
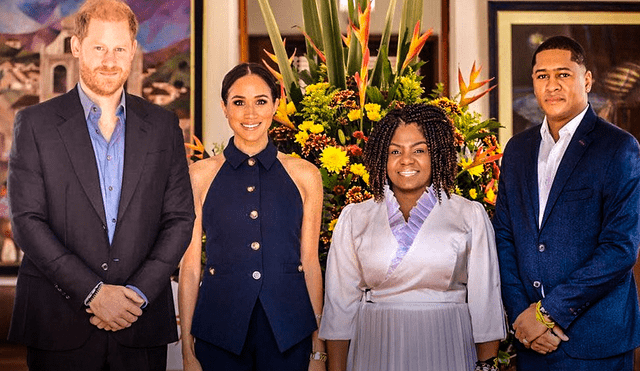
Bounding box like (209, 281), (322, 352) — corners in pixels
(309, 351), (327, 362)
(535, 301), (555, 329)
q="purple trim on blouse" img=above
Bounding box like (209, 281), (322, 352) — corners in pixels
(384, 185), (438, 278)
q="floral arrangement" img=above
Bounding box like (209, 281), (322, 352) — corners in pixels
(256, 0), (503, 254)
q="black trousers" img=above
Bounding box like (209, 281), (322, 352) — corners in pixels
(27, 330), (167, 371)
(195, 300), (312, 371)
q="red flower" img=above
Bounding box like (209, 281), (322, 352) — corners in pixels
(333, 185), (346, 196)
(352, 131), (368, 142)
(347, 144), (363, 157)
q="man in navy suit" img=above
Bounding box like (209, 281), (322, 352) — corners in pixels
(7, 0), (194, 369)
(494, 36), (640, 370)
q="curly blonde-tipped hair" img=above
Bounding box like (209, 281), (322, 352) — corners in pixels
(74, 0), (138, 41)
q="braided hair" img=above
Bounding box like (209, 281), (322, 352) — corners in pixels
(363, 104), (457, 203)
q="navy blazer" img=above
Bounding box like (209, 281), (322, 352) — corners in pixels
(8, 87), (195, 350)
(493, 106), (640, 359)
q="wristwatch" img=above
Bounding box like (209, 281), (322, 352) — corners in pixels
(309, 351), (327, 362)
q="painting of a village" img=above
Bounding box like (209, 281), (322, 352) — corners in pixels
(0, 0), (193, 266)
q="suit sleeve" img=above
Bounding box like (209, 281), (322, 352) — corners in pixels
(542, 134), (640, 329)
(125, 114), (195, 304)
(9, 110), (102, 308)
(493, 143), (531, 325)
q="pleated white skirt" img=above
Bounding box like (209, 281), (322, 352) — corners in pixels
(347, 301), (477, 371)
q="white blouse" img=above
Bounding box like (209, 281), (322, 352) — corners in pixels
(319, 194), (506, 343)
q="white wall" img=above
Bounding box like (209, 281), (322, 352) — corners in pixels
(202, 0), (239, 151)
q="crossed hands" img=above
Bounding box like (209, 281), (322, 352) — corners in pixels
(513, 303), (569, 355)
(86, 284), (145, 332)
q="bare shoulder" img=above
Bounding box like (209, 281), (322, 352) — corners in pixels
(189, 154), (225, 201)
(278, 152), (322, 199)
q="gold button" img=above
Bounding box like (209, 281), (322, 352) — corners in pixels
(209, 267), (215, 275)
(251, 242), (260, 251)
(297, 264), (303, 272)
(247, 158), (256, 166)
(252, 271), (261, 280)
(250, 210), (258, 219)
(247, 186), (255, 192)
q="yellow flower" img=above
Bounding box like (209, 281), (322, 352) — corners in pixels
(305, 82), (329, 94)
(485, 188), (496, 203)
(309, 124), (325, 134)
(455, 186), (462, 195)
(295, 131), (309, 146)
(366, 110), (381, 121)
(299, 121), (314, 131)
(349, 163), (367, 177)
(469, 189), (478, 199)
(348, 109), (363, 121)
(286, 101), (296, 115)
(328, 219), (338, 232)
(460, 158), (484, 177)
(288, 152), (301, 158)
(362, 172), (370, 185)
(364, 103), (380, 113)
(320, 146), (349, 173)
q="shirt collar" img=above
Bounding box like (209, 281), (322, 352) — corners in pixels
(77, 83), (126, 121)
(540, 104), (588, 143)
(223, 137), (278, 170)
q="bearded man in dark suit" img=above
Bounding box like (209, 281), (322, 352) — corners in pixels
(7, 0), (195, 369)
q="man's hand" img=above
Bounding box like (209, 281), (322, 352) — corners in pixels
(530, 326), (569, 354)
(86, 284), (144, 331)
(513, 303), (549, 348)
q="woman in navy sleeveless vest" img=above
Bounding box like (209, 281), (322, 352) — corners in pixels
(179, 63), (326, 371)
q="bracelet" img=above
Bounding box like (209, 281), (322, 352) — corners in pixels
(309, 351), (327, 362)
(315, 313), (322, 322)
(475, 357), (498, 371)
(535, 301), (555, 329)
(86, 282), (103, 306)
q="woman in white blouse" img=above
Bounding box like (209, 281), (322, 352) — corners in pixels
(319, 104), (506, 371)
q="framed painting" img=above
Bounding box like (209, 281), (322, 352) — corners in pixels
(488, 2), (640, 143)
(0, 0), (202, 273)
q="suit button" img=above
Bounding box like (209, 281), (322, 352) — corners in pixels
(538, 244), (545, 252)
(252, 271), (261, 280)
(209, 267), (215, 275)
(250, 210), (259, 219)
(102, 224), (106, 230)
(247, 186), (255, 193)
(251, 242), (260, 251)
(65, 295), (70, 300)
(247, 158), (256, 166)
(533, 281), (541, 288)
(101, 263), (108, 271)
(298, 264), (303, 272)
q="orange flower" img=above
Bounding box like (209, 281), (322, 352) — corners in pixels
(295, 26), (326, 63)
(354, 49), (370, 108)
(466, 145), (503, 170)
(185, 135), (206, 160)
(351, 2), (371, 53)
(458, 61), (496, 107)
(401, 21), (433, 71)
(262, 39), (297, 81)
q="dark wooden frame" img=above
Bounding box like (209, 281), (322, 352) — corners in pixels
(488, 1), (640, 142)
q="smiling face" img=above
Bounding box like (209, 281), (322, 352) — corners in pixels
(386, 123), (432, 198)
(532, 49), (592, 131)
(221, 74), (278, 153)
(71, 19), (136, 98)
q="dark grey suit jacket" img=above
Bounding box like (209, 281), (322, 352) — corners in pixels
(8, 86), (195, 350)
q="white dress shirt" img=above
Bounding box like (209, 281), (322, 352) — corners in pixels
(537, 105), (588, 226)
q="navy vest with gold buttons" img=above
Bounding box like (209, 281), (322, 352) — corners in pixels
(191, 137), (317, 355)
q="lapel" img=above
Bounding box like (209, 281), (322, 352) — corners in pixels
(540, 107), (596, 230)
(524, 128), (542, 230)
(117, 94), (151, 221)
(56, 87), (106, 224)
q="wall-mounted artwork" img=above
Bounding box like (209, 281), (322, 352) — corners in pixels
(0, 0), (199, 271)
(489, 2), (640, 143)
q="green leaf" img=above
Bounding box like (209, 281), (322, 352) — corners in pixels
(346, 36), (362, 76)
(370, 0), (397, 87)
(257, 0), (299, 96)
(318, 0), (346, 89)
(366, 86), (385, 104)
(302, 0), (324, 53)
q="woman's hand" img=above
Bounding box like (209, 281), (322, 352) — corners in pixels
(309, 358), (327, 371)
(181, 334), (203, 371)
